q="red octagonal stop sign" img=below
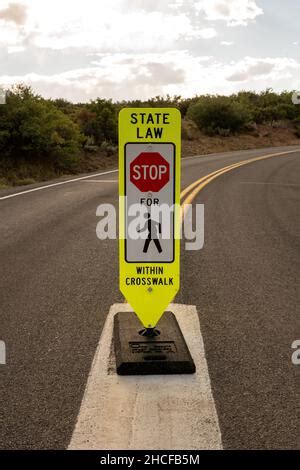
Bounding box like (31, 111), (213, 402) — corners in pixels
(130, 152), (170, 192)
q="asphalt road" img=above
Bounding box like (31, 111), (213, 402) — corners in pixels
(0, 145), (299, 449)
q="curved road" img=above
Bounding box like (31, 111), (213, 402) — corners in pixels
(0, 145), (299, 449)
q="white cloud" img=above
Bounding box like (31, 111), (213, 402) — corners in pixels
(197, 28), (217, 39)
(7, 45), (25, 53)
(1, 53), (299, 102)
(226, 57), (300, 81)
(0, 1), (299, 102)
(0, 2), (27, 25)
(0, 51), (190, 101)
(0, 51), (216, 101)
(0, 0), (216, 52)
(195, 0), (263, 26)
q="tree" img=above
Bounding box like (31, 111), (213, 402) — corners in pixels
(187, 96), (252, 135)
(88, 99), (118, 144)
(0, 85), (83, 168)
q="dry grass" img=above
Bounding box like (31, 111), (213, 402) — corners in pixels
(0, 150), (118, 187)
(181, 120), (300, 157)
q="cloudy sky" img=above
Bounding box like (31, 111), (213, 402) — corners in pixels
(0, 0), (299, 102)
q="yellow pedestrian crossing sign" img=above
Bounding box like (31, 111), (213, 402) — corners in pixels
(119, 108), (181, 328)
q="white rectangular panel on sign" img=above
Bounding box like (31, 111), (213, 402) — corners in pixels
(125, 142), (175, 263)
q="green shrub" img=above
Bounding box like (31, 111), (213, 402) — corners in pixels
(0, 177), (9, 188)
(0, 85), (83, 169)
(187, 96), (252, 135)
(87, 99), (118, 145)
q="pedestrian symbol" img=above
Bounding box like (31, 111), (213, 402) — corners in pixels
(138, 213), (163, 254)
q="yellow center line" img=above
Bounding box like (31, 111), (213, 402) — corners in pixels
(180, 162), (241, 201)
(180, 149), (299, 219)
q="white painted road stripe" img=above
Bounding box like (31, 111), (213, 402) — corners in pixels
(69, 303), (222, 450)
(0, 169), (119, 201)
(81, 179), (119, 183)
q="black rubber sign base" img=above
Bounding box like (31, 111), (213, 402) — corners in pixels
(114, 311), (196, 375)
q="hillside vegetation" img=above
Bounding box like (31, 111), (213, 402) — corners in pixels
(0, 85), (300, 187)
